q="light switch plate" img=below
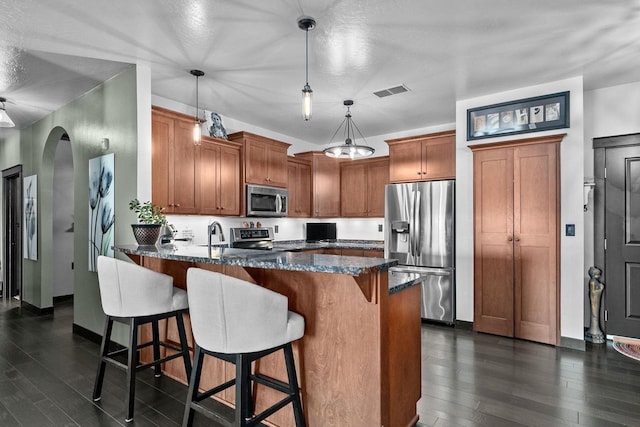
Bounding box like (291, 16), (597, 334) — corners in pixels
(566, 224), (575, 236)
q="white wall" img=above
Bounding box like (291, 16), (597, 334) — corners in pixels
(455, 76), (585, 341)
(166, 215), (385, 245)
(52, 139), (74, 297)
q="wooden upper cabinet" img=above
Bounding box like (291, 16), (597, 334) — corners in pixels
(229, 131), (290, 188)
(295, 152), (342, 217)
(340, 157), (389, 217)
(287, 157), (312, 218)
(200, 137), (242, 216)
(152, 106), (200, 214)
(386, 130), (455, 183)
(152, 106), (241, 216)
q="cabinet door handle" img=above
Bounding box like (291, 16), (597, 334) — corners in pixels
(507, 236), (513, 241)
(515, 237), (520, 242)
(417, 171), (422, 175)
(175, 204), (180, 207)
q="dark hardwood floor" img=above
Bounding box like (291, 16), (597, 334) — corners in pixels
(0, 299), (639, 426)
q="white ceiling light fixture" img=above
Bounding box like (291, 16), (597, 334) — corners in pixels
(0, 97), (15, 128)
(190, 69), (204, 145)
(298, 16), (316, 121)
(324, 100), (375, 160)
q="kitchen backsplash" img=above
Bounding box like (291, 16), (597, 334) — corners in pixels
(166, 215), (384, 245)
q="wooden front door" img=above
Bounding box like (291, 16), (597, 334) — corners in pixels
(473, 136), (560, 345)
(604, 145), (640, 337)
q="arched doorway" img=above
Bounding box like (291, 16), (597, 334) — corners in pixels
(40, 127), (74, 309)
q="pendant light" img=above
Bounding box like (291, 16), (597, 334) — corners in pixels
(298, 16), (316, 121)
(324, 100), (375, 159)
(0, 97), (15, 128)
(190, 69), (205, 145)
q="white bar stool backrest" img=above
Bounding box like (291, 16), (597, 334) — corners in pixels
(186, 268), (292, 354)
(97, 256), (174, 317)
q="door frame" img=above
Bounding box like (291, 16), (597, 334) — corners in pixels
(593, 132), (640, 333)
(2, 164), (23, 301)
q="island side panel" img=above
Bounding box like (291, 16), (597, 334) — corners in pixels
(388, 284), (422, 427)
(245, 268), (384, 427)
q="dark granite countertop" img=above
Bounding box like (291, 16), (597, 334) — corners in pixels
(115, 244), (396, 276)
(114, 243), (421, 294)
(272, 239), (384, 252)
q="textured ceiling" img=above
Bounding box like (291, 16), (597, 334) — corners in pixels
(1, 0), (640, 143)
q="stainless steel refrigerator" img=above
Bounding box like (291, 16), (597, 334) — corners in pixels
(385, 180), (455, 323)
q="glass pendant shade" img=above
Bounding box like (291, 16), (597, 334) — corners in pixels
(302, 84), (313, 121)
(323, 100), (375, 160)
(190, 69), (204, 146)
(0, 97), (15, 128)
(193, 121), (201, 145)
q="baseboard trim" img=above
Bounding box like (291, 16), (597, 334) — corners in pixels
(53, 294), (74, 304)
(22, 300), (54, 316)
(454, 320), (474, 330)
(72, 323), (102, 344)
(560, 336), (586, 351)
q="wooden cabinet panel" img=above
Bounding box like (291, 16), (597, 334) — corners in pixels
(295, 152), (342, 217)
(367, 159), (390, 216)
(151, 107), (199, 214)
(388, 140), (422, 182)
(387, 130), (455, 183)
(218, 145), (241, 215)
(472, 135), (560, 345)
(341, 162), (368, 217)
(230, 131), (290, 188)
(200, 140), (241, 216)
(341, 249), (365, 257)
(287, 158), (311, 217)
(151, 114), (173, 210)
(340, 157), (389, 217)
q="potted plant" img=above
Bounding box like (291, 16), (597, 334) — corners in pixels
(129, 198), (167, 245)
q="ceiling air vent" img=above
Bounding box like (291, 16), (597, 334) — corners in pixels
(373, 84), (410, 98)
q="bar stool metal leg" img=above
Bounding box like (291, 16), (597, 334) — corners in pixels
(92, 316), (114, 401)
(284, 343), (305, 427)
(176, 312), (192, 379)
(152, 320), (162, 377)
(125, 319), (138, 423)
(183, 345), (204, 427)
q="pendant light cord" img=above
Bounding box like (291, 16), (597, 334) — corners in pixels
(305, 28), (309, 85)
(195, 75), (199, 121)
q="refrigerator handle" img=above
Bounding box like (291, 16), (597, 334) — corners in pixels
(413, 189), (420, 260)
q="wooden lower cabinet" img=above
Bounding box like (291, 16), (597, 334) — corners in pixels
(472, 135), (562, 345)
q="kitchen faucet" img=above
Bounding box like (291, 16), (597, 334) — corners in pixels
(207, 221), (225, 254)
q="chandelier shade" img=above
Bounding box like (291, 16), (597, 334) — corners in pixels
(323, 100), (375, 159)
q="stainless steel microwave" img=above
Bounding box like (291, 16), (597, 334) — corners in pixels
(246, 184), (288, 217)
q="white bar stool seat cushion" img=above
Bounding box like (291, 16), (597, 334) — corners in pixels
(97, 256), (188, 318)
(186, 268), (304, 354)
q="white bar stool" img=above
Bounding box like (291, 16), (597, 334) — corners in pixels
(93, 256), (192, 422)
(183, 268), (305, 427)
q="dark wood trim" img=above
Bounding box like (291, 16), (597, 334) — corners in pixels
(454, 320), (474, 330)
(53, 294), (74, 304)
(468, 133), (566, 151)
(22, 300), (54, 316)
(73, 323), (104, 344)
(385, 129), (456, 145)
(593, 132), (640, 149)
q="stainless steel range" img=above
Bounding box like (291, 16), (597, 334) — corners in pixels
(229, 227), (274, 250)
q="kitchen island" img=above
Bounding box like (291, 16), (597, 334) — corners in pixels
(115, 244), (422, 427)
